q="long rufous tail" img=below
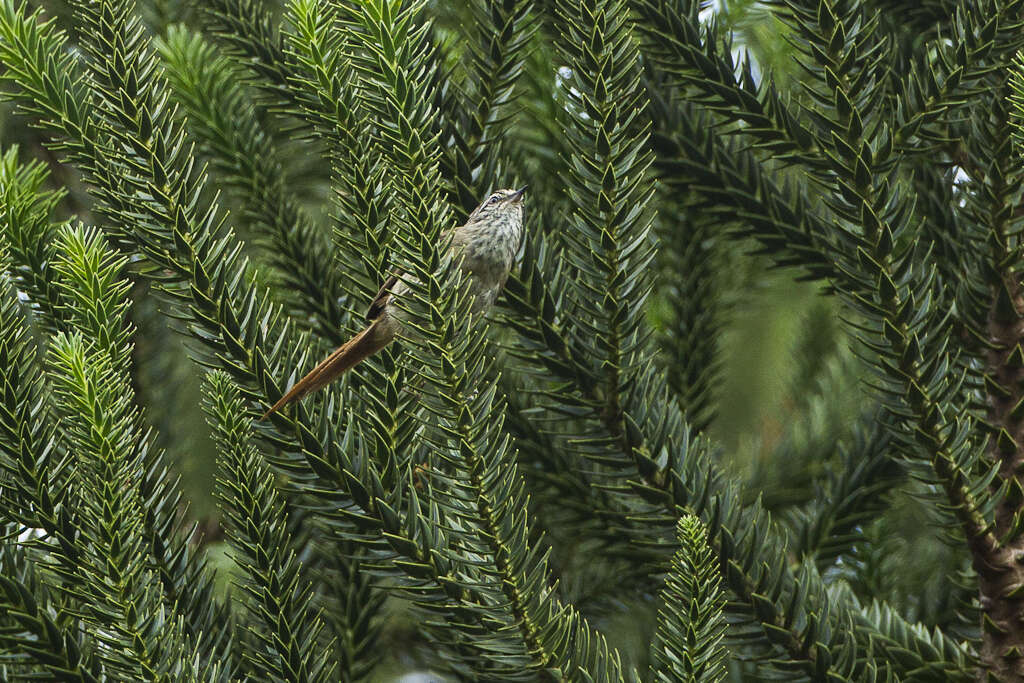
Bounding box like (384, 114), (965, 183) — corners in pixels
(262, 320), (390, 419)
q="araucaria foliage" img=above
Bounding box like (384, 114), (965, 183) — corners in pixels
(2, 0), (1024, 680)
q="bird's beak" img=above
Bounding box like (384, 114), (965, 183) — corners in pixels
(510, 186), (527, 202)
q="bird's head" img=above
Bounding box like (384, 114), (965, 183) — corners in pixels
(466, 187), (527, 227)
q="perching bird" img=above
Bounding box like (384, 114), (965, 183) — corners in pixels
(262, 187), (526, 418)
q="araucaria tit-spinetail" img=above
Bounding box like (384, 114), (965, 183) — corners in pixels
(263, 187), (527, 418)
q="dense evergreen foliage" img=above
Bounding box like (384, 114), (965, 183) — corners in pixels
(1, 0), (1023, 680)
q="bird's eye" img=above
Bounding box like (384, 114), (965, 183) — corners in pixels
(487, 196), (498, 205)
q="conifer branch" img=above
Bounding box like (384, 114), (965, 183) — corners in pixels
(788, 413), (904, 571)
(856, 599), (973, 681)
(48, 332), (190, 681)
(649, 101), (843, 286)
(657, 440), (881, 679)
(0, 0), (1009, 678)
(553, 0), (659, 480)
(652, 199), (722, 432)
(0, 250), (83, 564)
(282, 12), (417, 621)
(2, 1), (624, 676)
(501, 220), (891, 676)
(338, 1), (628, 676)
(156, 27), (346, 345)
(0, 245), (90, 662)
(781, 0), (999, 563)
(887, 0), (1024, 153)
(503, 238), (955, 677)
(0, 12), (563, 676)
(0, 149), (66, 334)
(631, 0), (823, 166)
(0, 7), (341, 673)
(0, 151), (237, 675)
(502, 379), (638, 570)
(504, 241), (908, 675)
(509, 9), (921, 671)
(411, 296), (627, 677)
(304, 536), (384, 681)
(444, 0), (536, 219)
(46, 225), (192, 681)
(650, 515), (727, 683)
(203, 0), (293, 102)
(205, 372), (335, 683)
(0, 0), (333, 439)
(207, 0), (398, 337)
(284, 0), (394, 328)
(49, 225), (235, 676)
(0, 543), (101, 682)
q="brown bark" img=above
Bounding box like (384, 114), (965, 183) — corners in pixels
(980, 279), (1024, 681)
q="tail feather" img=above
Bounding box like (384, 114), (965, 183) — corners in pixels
(262, 321), (389, 419)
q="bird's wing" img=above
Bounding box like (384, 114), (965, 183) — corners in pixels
(366, 273), (399, 321)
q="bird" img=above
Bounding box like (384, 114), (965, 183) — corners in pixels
(262, 187), (527, 419)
